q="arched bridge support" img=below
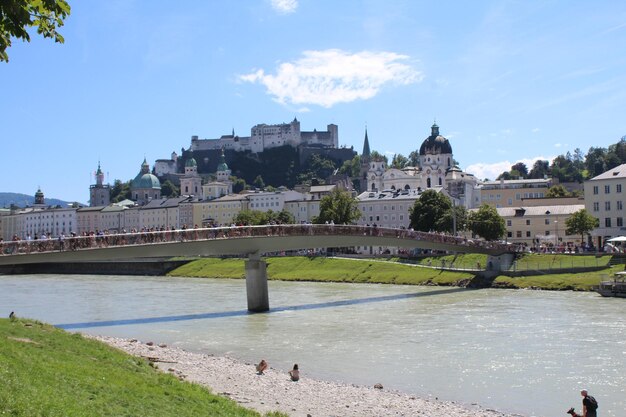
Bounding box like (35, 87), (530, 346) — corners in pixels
(486, 253), (515, 272)
(245, 252), (269, 312)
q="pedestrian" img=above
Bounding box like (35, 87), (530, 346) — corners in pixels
(9, 311), (15, 320)
(288, 364), (299, 381)
(256, 359), (268, 375)
(580, 389), (598, 417)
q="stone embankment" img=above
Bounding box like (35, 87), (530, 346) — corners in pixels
(91, 335), (526, 417)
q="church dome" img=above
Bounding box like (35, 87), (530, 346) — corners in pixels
(131, 158), (161, 190)
(132, 173), (161, 189)
(419, 123), (453, 156)
(185, 157), (197, 168)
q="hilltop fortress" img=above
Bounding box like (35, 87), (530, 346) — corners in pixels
(190, 117), (338, 153)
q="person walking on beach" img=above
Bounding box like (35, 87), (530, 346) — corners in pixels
(580, 389), (598, 417)
(256, 359), (268, 375)
(289, 364), (299, 381)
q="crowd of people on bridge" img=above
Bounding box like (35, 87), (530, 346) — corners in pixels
(0, 223), (512, 257)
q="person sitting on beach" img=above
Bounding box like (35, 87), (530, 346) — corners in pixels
(289, 364), (299, 381)
(256, 359), (268, 375)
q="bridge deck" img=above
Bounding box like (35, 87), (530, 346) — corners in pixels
(0, 225), (513, 266)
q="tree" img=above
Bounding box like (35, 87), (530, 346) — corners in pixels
(565, 209), (598, 244)
(468, 204), (506, 241)
(545, 184), (569, 198)
(369, 150), (388, 164)
(161, 180), (179, 198)
(234, 209), (267, 225)
(408, 150), (419, 167)
(390, 154), (408, 169)
(110, 179), (131, 203)
(231, 176), (247, 193)
(276, 209), (295, 224)
(528, 160), (550, 179)
(314, 189), (360, 224)
(408, 189), (451, 232)
(1, 0), (71, 62)
(510, 162), (529, 178)
(253, 175), (265, 189)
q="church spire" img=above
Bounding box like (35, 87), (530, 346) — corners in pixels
(362, 128), (371, 159)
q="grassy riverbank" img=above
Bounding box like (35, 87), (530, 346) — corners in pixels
(0, 318), (286, 417)
(169, 255), (615, 291)
(169, 256), (474, 286)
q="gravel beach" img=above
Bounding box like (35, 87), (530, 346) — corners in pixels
(90, 335), (526, 417)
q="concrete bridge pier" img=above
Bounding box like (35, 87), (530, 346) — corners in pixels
(245, 252), (269, 312)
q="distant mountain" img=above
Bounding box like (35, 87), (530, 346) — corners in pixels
(0, 192), (79, 209)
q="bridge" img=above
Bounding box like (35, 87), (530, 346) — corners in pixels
(0, 224), (515, 312)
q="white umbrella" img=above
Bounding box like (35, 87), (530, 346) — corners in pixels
(607, 236), (626, 242)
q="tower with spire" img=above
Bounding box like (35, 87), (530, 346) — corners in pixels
(180, 152), (202, 198)
(89, 162), (111, 207)
(34, 187), (45, 207)
(359, 128), (373, 192)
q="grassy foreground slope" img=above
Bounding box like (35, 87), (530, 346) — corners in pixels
(0, 318), (285, 417)
(169, 256), (474, 286)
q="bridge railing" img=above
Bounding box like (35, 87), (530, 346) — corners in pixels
(0, 224), (512, 257)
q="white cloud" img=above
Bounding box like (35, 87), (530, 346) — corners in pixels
(239, 49), (422, 108)
(270, 0), (297, 14)
(531, 128), (540, 133)
(554, 143), (562, 148)
(466, 155), (554, 180)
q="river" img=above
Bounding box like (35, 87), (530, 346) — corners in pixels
(0, 274), (624, 417)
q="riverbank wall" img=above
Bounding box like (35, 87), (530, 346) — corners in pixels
(0, 259), (190, 276)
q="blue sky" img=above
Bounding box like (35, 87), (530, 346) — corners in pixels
(1, 0), (625, 203)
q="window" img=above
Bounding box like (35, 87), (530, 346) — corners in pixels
(507, 232), (512, 238)
(605, 185), (611, 194)
(508, 198), (513, 205)
(593, 185), (599, 195)
(618, 217), (624, 227)
(618, 201), (623, 211)
(545, 231), (550, 235)
(516, 231), (522, 238)
(545, 219), (550, 225)
(618, 184), (622, 193)
(526, 231), (531, 237)
(506, 220), (512, 226)
(605, 218), (612, 227)
(593, 202), (600, 212)
(605, 201), (611, 211)
(515, 193), (521, 200)
(526, 219), (531, 225)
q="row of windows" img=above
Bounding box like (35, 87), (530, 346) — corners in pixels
(592, 201), (624, 211)
(506, 219), (555, 226)
(250, 202), (281, 208)
(593, 184), (623, 195)
(484, 192), (545, 201)
(362, 214), (405, 222)
(602, 217), (624, 227)
(359, 205), (406, 212)
(506, 230), (556, 238)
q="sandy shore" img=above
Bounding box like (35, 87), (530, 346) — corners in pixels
(89, 335), (525, 417)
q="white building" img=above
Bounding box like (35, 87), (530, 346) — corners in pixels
(363, 124), (478, 208)
(356, 188), (430, 229)
(584, 163), (626, 247)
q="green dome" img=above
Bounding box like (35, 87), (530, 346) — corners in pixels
(185, 157), (197, 168)
(132, 173), (161, 190)
(217, 149), (229, 172)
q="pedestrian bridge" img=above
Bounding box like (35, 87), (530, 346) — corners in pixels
(0, 224), (514, 311)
